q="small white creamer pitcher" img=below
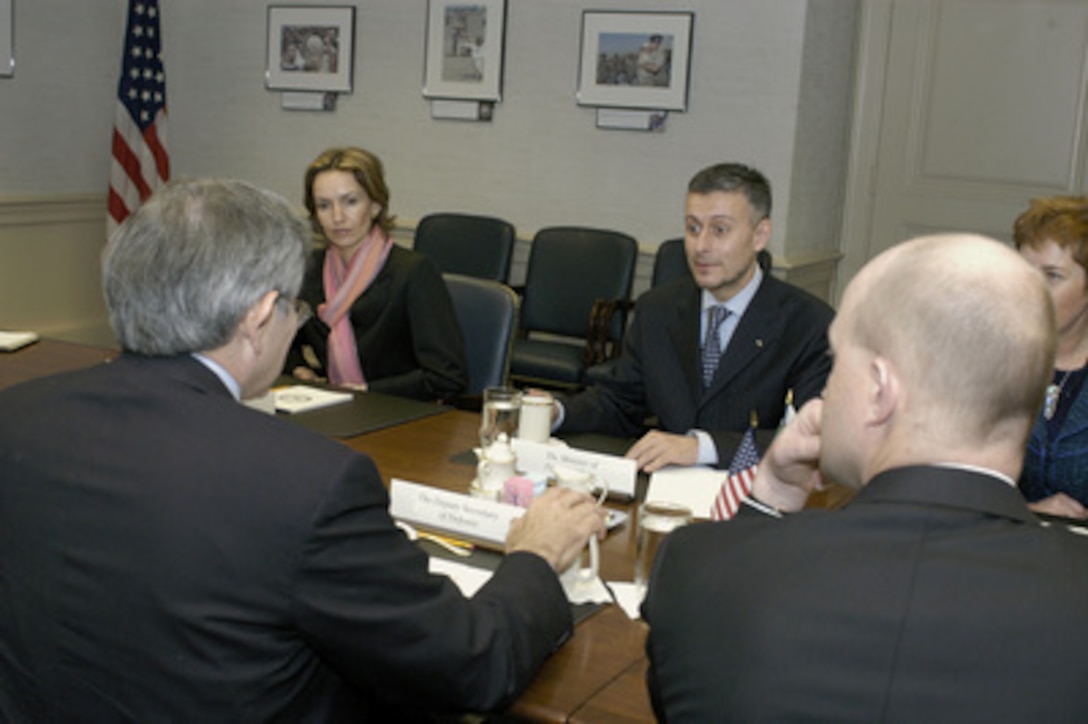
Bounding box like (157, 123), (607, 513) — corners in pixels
(471, 433), (517, 500)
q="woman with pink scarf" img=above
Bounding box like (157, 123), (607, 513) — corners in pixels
(286, 147), (467, 401)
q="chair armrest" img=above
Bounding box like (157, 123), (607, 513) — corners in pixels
(583, 298), (632, 367)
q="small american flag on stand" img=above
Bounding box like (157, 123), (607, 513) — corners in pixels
(710, 420), (761, 521)
(108, 0), (169, 236)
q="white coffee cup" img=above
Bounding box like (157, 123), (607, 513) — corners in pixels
(553, 464), (591, 489)
(517, 393), (553, 443)
(553, 465), (608, 597)
(560, 532), (600, 592)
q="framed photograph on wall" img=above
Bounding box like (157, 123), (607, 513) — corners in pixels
(423, 0), (506, 101)
(0, 0), (13, 77)
(577, 11), (694, 111)
(265, 6), (355, 93)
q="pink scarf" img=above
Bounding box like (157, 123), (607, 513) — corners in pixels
(318, 226), (393, 386)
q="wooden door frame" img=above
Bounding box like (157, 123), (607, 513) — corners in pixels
(838, 0), (893, 303)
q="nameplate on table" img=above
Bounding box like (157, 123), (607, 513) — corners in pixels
(389, 479), (523, 547)
(511, 438), (637, 500)
(645, 466), (726, 520)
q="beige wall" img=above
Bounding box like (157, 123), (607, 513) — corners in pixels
(0, 195), (111, 344)
(0, 1), (857, 340)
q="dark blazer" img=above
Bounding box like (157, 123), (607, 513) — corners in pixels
(643, 466), (1088, 722)
(1020, 377), (1088, 505)
(288, 245), (468, 401)
(0, 354), (570, 721)
(560, 273), (833, 462)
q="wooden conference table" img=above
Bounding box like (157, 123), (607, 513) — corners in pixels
(0, 339), (853, 722)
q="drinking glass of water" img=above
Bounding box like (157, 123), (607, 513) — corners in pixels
(480, 386), (522, 449)
(634, 501), (693, 598)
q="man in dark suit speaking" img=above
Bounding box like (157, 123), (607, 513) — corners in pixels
(0, 179), (604, 721)
(557, 163), (834, 472)
(643, 234), (1088, 720)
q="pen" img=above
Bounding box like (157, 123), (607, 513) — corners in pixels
(417, 531), (475, 555)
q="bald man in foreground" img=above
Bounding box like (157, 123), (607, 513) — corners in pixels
(643, 234), (1088, 721)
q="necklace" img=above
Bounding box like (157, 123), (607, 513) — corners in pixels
(1044, 355), (1088, 420)
(1045, 369), (1075, 420)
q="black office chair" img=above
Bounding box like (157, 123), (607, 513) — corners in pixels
(652, 238), (774, 287)
(414, 212), (516, 283)
(509, 226), (638, 390)
(653, 237), (689, 287)
(583, 243), (774, 386)
(443, 273), (519, 408)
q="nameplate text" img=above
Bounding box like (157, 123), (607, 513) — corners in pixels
(511, 439), (637, 499)
(389, 479), (523, 546)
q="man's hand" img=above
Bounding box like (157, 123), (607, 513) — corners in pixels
(1028, 492), (1088, 520)
(752, 398), (825, 513)
(626, 430), (699, 473)
(506, 487), (607, 572)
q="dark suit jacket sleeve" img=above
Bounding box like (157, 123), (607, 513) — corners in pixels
(285, 250), (326, 375)
(292, 452), (571, 714)
(641, 525), (697, 722)
(285, 248), (468, 401)
(641, 505), (782, 721)
(364, 253), (468, 400)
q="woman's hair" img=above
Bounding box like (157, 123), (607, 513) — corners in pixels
(1013, 195), (1088, 270)
(103, 178), (310, 355)
(303, 147), (396, 237)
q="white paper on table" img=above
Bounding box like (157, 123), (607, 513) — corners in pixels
(430, 555), (613, 606)
(561, 575), (613, 605)
(645, 465), (727, 520)
(272, 384), (353, 414)
(0, 330), (38, 351)
(428, 556), (493, 597)
(608, 581), (645, 619)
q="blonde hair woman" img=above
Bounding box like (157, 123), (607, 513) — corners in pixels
(286, 147), (467, 401)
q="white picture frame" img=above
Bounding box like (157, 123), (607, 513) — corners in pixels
(576, 11), (694, 111)
(0, 0), (13, 78)
(265, 5), (354, 93)
(423, 0), (506, 102)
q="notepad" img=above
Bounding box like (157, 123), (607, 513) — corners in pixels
(0, 331), (39, 352)
(645, 465), (727, 520)
(272, 384), (353, 414)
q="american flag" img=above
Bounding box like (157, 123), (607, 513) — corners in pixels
(710, 427), (761, 521)
(108, 0), (169, 236)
